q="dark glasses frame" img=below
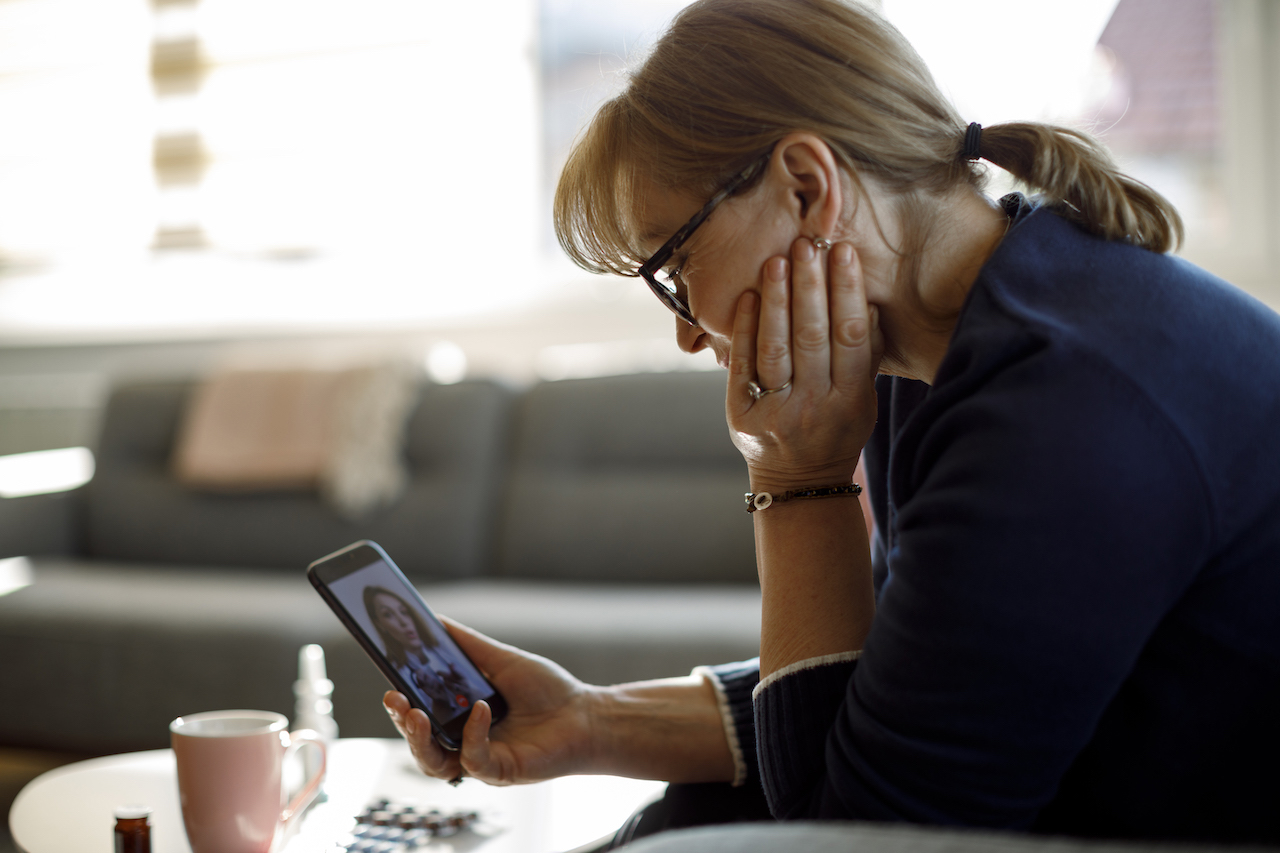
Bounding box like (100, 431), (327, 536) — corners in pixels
(636, 157), (769, 326)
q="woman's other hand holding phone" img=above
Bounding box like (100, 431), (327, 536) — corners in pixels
(385, 617), (737, 786)
(383, 617), (595, 786)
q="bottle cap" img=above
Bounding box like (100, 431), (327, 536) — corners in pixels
(299, 644), (328, 682)
(114, 805), (152, 820)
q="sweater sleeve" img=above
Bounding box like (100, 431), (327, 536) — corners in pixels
(751, 350), (1214, 825)
(693, 658), (761, 788)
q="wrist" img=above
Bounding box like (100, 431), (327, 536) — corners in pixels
(747, 466), (859, 495)
(577, 677), (736, 782)
(581, 684), (618, 775)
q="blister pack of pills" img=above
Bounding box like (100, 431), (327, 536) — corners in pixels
(330, 799), (481, 851)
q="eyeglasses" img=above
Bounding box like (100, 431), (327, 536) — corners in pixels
(636, 157), (768, 326)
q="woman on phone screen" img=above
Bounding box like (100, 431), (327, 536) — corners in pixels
(364, 586), (485, 721)
(383, 0), (1280, 845)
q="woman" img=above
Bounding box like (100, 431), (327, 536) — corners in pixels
(364, 586), (482, 722)
(385, 0), (1280, 843)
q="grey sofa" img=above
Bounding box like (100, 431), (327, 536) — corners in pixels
(0, 371), (762, 754)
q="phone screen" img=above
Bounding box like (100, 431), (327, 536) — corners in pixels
(308, 542), (504, 744)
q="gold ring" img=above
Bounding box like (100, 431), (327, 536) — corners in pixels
(748, 378), (792, 401)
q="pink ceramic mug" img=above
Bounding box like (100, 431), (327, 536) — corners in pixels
(170, 710), (326, 853)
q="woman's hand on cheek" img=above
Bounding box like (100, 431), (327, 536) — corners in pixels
(727, 238), (883, 491)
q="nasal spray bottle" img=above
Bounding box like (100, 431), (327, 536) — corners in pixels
(294, 644), (339, 798)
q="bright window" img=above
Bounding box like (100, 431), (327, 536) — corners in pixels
(0, 446), (95, 498)
(0, 0), (540, 335)
(0, 0), (1273, 340)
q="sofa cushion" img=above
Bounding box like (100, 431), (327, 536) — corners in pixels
(497, 372), (758, 583)
(86, 380), (513, 579)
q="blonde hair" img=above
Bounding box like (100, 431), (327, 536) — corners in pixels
(554, 0), (1183, 279)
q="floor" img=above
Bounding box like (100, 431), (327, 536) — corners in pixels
(0, 746), (97, 853)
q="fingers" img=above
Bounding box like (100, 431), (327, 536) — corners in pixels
(868, 303), (884, 380)
(734, 238), (879, 416)
(828, 242), (880, 388)
(382, 690), (501, 785)
(755, 256), (791, 391)
(790, 238), (831, 390)
(727, 290), (759, 416)
(384, 691), (461, 780)
(458, 700), (500, 783)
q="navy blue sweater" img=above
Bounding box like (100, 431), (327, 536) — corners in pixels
(710, 201), (1280, 843)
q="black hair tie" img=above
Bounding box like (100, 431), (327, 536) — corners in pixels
(962, 122), (983, 161)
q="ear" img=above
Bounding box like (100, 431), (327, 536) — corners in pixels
(766, 132), (844, 239)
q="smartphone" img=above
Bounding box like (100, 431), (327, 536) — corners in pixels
(307, 540), (508, 750)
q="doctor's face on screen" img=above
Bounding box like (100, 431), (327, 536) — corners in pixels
(372, 592), (423, 650)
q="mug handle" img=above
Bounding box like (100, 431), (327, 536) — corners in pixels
(280, 729), (328, 824)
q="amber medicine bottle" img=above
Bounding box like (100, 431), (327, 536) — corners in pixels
(113, 805), (152, 853)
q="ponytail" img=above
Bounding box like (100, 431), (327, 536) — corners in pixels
(978, 122), (1184, 254)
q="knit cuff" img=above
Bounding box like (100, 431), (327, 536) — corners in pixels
(693, 659), (760, 788)
(752, 650), (862, 699)
(753, 652), (861, 818)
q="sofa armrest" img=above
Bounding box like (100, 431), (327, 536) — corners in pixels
(0, 488), (84, 558)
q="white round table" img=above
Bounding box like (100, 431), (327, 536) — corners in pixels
(9, 738), (666, 853)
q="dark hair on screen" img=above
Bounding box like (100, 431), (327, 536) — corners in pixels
(363, 585), (440, 669)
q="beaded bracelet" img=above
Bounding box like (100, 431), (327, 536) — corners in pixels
(744, 483), (863, 513)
